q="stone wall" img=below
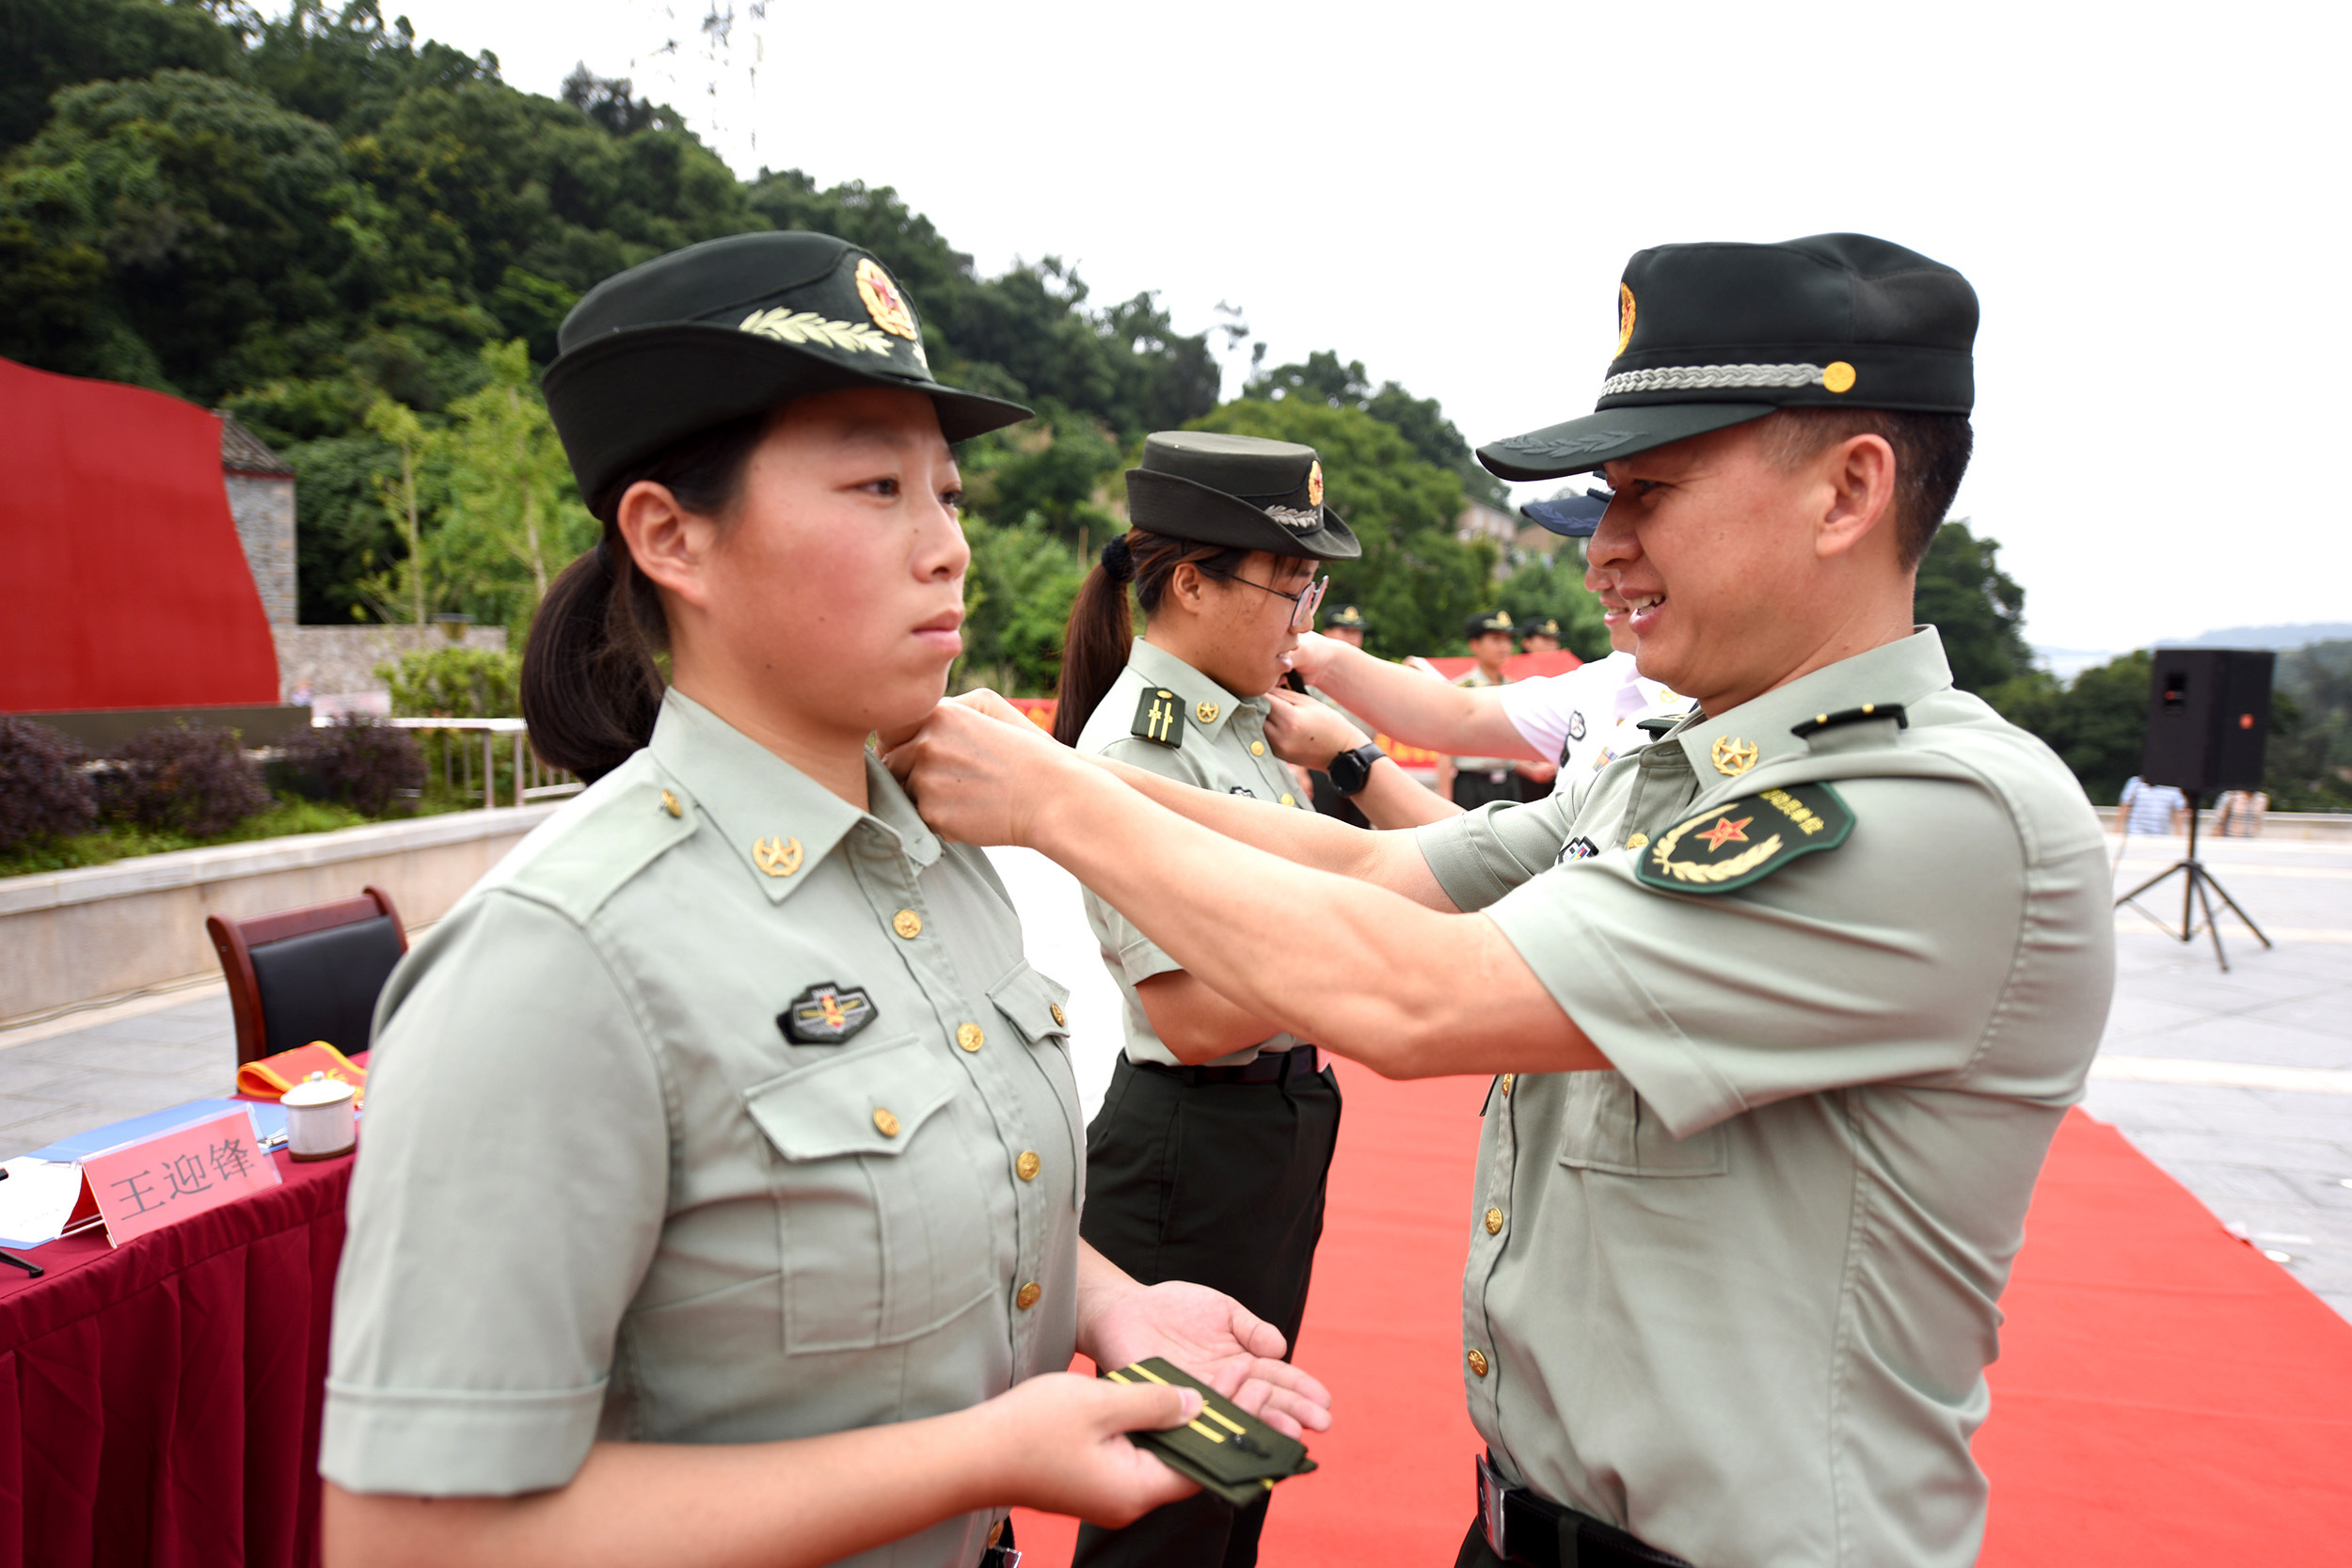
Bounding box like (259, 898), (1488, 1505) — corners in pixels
(272, 624), (510, 703)
(222, 471), (296, 626)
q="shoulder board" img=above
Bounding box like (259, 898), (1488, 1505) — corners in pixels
(1635, 715), (1681, 738)
(1634, 783), (1853, 895)
(502, 776), (698, 921)
(1790, 703), (1907, 739)
(1131, 687), (1184, 749)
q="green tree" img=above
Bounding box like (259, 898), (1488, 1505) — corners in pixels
(1248, 349), (1508, 510)
(426, 339), (596, 636)
(1191, 398), (1488, 660)
(2266, 640), (2352, 809)
(1992, 651), (2152, 804)
(0, 0), (247, 155)
(358, 393), (433, 624)
(1493, 554), (1611, 661)
(956, 515), (1085, 697)
(1912, 520), (2031, 693)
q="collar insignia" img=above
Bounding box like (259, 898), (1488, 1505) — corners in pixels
(1709, 736), (1758, 776)
(1636, 784), (1853, 895)
(854, 258), (919, 341)
(753, 834), (803, 878)
(780, 980), (878, 1045)
(1196, 700), (1220, 725)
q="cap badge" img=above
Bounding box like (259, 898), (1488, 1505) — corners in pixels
(1709, 736), (1759, 777)
(1616, 283), (1637, 357)
(1307, 460), (1325, 508)
(753, 834), (804, 878)
(1495, 610), (1512, 627)
(739, 307), (892, 358)
(854, 257), (919, 341)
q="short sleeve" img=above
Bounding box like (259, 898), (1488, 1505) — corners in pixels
(1416, 794), (1578, 912)
(1483, 776), (2027, 1139)
(1500, 671), (1576, 760)
(1089, 734), (1212, 983)
(322, 890), (669, 1496)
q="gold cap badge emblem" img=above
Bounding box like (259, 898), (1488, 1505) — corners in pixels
(1306, 460), (1324, 508)
(1617, 283), (1637, 357)
(1710, 736), (1759, 777)
(854, 257), (918, 341)
(753, 834), (803, 878)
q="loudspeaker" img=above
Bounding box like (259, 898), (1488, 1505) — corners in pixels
(2139, 648), (2275, 794)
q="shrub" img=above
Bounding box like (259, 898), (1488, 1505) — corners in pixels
(98, 724), (270, 837)
(380, 645), (522, 718)
(278, 719), (425, 816)
(0, 718), (97, 851)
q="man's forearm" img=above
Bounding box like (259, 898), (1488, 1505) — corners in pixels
(1348, 757), (1458, 830)
(1310, 644), (1544, 763)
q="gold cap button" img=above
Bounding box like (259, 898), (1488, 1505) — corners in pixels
(1249, 740), (1265, 755)
(1049, 1002), (1067, 1027)
(1500, 1073), (1514, 1096)
(892, 909), (922, 940)
(1016, 1149), (1041, 1181)
(1624, 832), (1649, 850)
(1467, 1348), (1489, 1378)
(871, 1107), (899, 1137)
(1485, 1207), (1504, 1235)
(1016, 1282), (1041, 1310)
(957, 1022), (985, 1053)
(660, 790), (682, 818)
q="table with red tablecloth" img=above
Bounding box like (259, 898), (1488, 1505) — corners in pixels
(0, 1139), (352, 1568)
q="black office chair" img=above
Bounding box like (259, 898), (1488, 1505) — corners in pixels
(207, 886), (408, 1066)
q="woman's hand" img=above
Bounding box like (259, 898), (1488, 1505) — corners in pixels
(882, 690), (1086, 848)
(1263, 689), (1367, 770)
(970, 1372), (1206, 1526)
(1078, 1277), (1335, 1440)
(1287, 631), (1344, 685)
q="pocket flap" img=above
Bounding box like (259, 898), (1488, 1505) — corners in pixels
(986, 963), (1073, 1048)
(744, 1036), (960, 1162)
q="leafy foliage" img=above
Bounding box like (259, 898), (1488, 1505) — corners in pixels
(2266, 640), (2352, 810)
(1989, 653), (2152, 806)
(1913, 521), (2032, 693)
(379, 645), (522, 717)
(0, 717), (98, 850)
(277, 717), (424, 815)
(1492, 555), (1611, 661)
(97, 723), (270, 835)
(1247, 350), (1508, 510)
(957, 516), (1087, 697)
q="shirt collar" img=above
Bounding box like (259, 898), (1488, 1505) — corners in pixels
(1668, 627), (1954, 785)
(1127, 638), (1263, 740)
(647, 689), (941, 904)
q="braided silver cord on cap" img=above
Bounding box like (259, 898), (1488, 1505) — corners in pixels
(1600, 362), (1826, 396)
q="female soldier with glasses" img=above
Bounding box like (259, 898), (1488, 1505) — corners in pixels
(1048, 431), (1358, 1568)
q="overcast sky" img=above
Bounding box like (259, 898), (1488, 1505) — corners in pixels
(347, 0), (2348, 657)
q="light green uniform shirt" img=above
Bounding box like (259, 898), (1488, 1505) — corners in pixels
(323, 690), (1084, 1568)
(1416, 629), (2114, 1568)
(1076, 639), (1313, 1067)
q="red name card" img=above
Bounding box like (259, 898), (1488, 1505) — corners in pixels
(82, 1108), (282, 1246)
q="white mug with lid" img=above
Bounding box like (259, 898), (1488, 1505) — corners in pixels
(281, 1074), (358, 1161)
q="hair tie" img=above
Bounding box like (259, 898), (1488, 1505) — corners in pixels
(1101, 535), (1135, 583)
(594, 536), (616, 578)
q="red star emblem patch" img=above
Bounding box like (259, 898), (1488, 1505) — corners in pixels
(1695, 815), (1753, 851)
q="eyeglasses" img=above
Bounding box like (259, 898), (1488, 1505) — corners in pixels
(1227, 572), (1328, 631)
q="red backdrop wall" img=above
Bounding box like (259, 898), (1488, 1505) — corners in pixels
(0, 356), (279, 712)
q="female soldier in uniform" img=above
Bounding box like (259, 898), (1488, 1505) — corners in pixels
(1048, 432), (1359, 1568)
(318, 234), (1327, 1568)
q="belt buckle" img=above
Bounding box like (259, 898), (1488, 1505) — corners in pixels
(1477, 1453), (1511, 1560)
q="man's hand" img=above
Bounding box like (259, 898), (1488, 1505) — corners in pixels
(1288, 631), (1345, 684)
(882, 690), (1087, 847)
(1263, 689), (1367, 770)
(968, 1372), (1205, 1526)
(1078, 1278), (1334, 1440)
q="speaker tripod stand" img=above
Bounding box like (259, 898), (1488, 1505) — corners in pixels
(2114, 793), (2271, 972)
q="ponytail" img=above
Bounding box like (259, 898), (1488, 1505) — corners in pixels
(522, 409), (772, 782)
(1051, 530), (1248, 748)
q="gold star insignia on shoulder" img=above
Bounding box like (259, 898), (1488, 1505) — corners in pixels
(1636, 784), (1853, 895)
(753, 835), (803, 878)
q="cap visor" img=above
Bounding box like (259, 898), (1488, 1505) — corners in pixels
(1519, 498), (1606, 538)
(1478, 402), (1776, 482)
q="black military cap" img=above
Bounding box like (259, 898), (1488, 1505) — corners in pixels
(1466, 610), (1516, 639)
(1523, 617), (1562, 640)
(1479, 233), (1978, 481)
(1520, 490), (1610, 538)
(544, 231), (1032, 505)
(1125, 432), (1362, 562)
(1326, 603), (1370, 631)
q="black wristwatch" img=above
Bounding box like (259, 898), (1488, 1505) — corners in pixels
(1326, 741), (1387, 797)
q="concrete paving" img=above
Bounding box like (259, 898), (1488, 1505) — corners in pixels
(5, 832), (2349, 1322)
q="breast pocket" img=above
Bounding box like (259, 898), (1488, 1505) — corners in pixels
(744, 1036), (997, 1353)
(987, 962), (1084, 1208)
(1554, 1071), (1726, 1178)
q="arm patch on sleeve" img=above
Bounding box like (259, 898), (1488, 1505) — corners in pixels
(1634, 783), (1853, 894)
(1132, 688), (1184, 748)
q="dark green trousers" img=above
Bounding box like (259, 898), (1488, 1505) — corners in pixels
(1073, 1054), (1343, 1568)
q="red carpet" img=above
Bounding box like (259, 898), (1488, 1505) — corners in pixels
(1019, 1069), (2352, 1564)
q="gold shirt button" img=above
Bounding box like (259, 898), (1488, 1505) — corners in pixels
(660, 790), (682, 818)
(957, 1022), (985, 1053)
(1624, 832), (1649, 850)
(1049, 1003), (1067, 1027)
(1016, 1282), (1042, 1310)
(1500, 1073), (1514, 1096)
(871, 1107), (899, 1138)
(1016, 1150), (1041, 1181)
(1249, 740), (1266, 756)
(1279, 793), (1296, 807)
(892, 909), (923, 939)
(1486, 1207), (1504, 1235)
(1467, 1348), (1489, 1378)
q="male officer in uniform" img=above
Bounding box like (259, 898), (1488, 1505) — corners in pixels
(888, 231), (2116, 1568)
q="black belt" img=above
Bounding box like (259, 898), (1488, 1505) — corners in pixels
(1478, 1455), (1693, 1568)
(1134, 1048), (1322, 1085)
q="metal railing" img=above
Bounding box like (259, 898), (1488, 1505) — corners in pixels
(315, 715), (582, 809)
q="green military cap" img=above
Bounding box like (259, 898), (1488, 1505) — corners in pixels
(545, 231), (1033, 504)
(1479, 233), (1979, 481)
(1523, 616), (1563, 640)
(1325, 604), (1370, 632)
(1125, 432), (1362, 562)
(1466, 610), (1516, 638)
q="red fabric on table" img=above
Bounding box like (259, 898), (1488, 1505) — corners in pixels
(0, 1148), (352, 1568)
(1020, 1077), (2352, 1566)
